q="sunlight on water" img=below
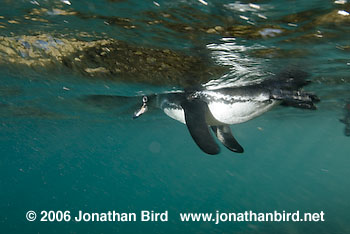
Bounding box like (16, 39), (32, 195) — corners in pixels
(205, 38), (266, 88)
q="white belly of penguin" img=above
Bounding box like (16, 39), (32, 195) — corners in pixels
(163, 107), (186, 124)
(207, 101), (278, 125)
(163, 101), (278, 125)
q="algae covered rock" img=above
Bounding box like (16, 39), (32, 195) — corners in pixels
(0, 34), (228, 86)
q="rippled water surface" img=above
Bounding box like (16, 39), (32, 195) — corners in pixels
(1, 0), (350, 233)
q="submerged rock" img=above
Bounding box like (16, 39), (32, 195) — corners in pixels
(0, 34), (228, 86)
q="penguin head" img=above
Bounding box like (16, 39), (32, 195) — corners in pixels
(133, 96), (149, 119)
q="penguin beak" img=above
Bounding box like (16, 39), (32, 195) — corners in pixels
(133, 102), (148, 119)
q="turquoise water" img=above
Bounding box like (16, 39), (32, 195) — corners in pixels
(1, 0), (350, 233)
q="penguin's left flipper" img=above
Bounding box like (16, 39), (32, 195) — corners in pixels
(181, 99), (220, 155)
(339, 119), (346, 124)
(211, 125), (244, 153)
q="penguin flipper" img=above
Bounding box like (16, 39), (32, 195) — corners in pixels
(211, 125), (244, 153)
(181, 99), (220, 155)
(339, 118), (346, 124)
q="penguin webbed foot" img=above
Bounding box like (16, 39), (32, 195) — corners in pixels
(272, 89), (320, 110)
(281, 100), (317, 110)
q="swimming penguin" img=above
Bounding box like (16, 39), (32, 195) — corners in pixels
(339, 102), (350, 136)
(133, 70), (320, 154)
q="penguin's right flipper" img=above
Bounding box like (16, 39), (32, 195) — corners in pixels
(211, 125), (244, 153)
(181, 99), (220, 155)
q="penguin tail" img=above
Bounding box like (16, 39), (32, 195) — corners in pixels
(270, 89), (320, 110)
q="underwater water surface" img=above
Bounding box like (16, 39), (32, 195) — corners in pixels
(1, 0), (350, 233)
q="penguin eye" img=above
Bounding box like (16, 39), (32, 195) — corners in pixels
(142, 96), (148, 103)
